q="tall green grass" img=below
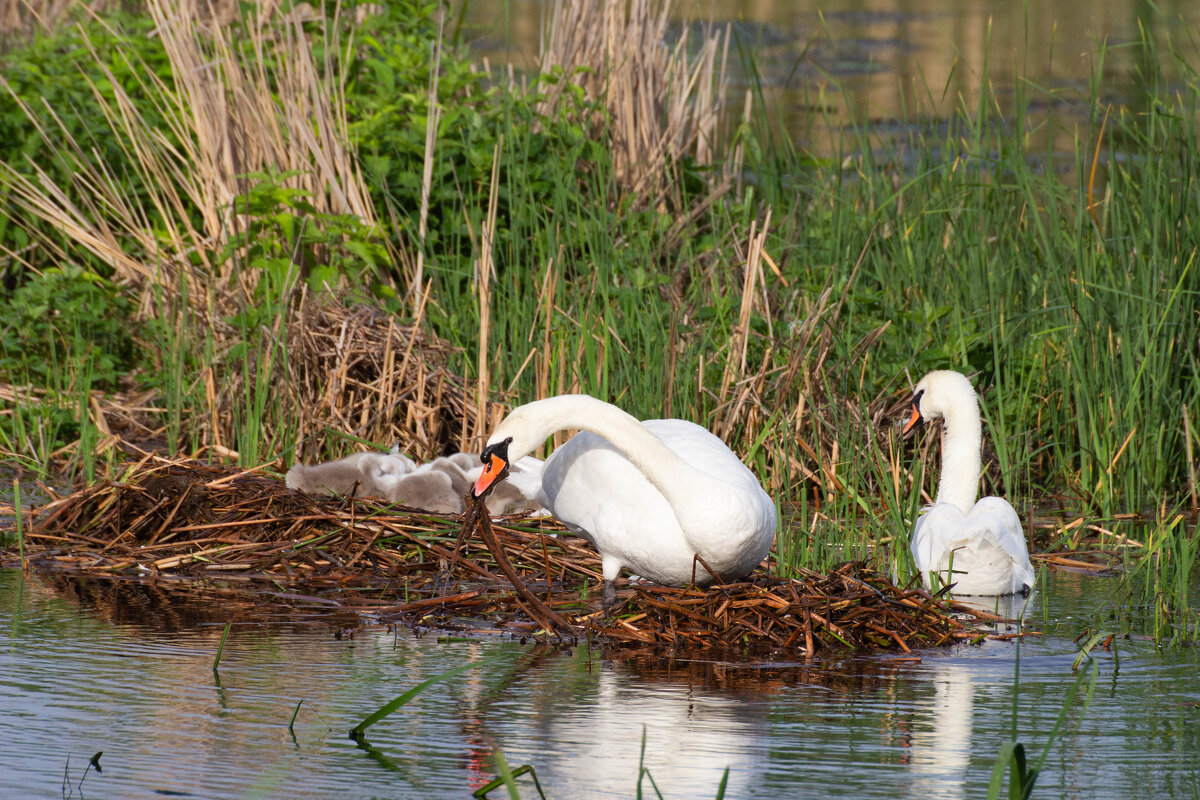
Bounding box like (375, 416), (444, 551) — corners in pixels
(1119, 511), (1200, 645)
(0, 1), (1198, 585)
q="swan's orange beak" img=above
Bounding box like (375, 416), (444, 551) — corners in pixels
(472, 439), (512, 497)
(902, 403), (922, 436)
(472, 454), (508, 497)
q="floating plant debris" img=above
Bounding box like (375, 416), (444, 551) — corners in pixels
(4, 458), (1005, 655)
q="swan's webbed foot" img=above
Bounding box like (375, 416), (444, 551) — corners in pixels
(602, 579), (617, 610)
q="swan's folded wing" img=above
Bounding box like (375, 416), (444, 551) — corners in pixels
(911, 499), (1034, 595)
(910, 504), (970, 575)
(967, 497), (1035, 592)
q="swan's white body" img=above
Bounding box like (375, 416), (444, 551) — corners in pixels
(906, 371), (1034, 596)
(473, 395), (776, 603)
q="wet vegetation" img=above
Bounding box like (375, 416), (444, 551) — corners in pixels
(0, 0), (1197, 652)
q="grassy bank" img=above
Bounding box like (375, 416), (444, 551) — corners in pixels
(0, 0), (1197, 590)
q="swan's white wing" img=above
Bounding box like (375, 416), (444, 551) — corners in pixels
(539, 419), (774, 586)
(539, 430), (688, 584)
(910, 503), (969, 582)
(965, 497), (1035, 594)
(911, 498), (1033, 596)
(642, 420), (777, 556)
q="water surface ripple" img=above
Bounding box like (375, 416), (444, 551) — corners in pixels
(1, 568), (1198, 799)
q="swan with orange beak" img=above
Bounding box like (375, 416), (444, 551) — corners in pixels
(902, 370), (1035, 595)
(472, 394), (776, 608)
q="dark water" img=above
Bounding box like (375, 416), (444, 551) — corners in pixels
(2, 567), (1197, 799)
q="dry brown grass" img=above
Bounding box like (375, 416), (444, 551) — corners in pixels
(537, 0), (742, 209)
(0, 0), (376, 298)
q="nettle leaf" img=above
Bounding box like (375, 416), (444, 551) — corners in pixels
(369, 58), (396, 93)
(345, 240), (384, 267)
(307, 264), (339, 292)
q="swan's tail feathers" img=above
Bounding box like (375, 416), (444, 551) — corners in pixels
(939, 534), (1033, 596)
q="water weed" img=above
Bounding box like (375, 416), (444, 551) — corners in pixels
(1119, 511), (1200, 645)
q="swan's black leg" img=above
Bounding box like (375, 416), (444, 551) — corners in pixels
(602, 579), (617, 609)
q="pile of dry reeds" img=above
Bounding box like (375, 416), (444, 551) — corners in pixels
(8, 458), (1003, 655)
(253, 297), (496, 463)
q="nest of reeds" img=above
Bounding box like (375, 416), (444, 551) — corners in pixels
(9, 458), (1004, 655)
(54, 296), (498, 470)
(280, 298), (496, 463)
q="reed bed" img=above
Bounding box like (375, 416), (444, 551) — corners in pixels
(9, 458), (1000, 655)
(536, 0), (740, 208)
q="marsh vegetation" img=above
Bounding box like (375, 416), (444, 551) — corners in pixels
(2, 0), (1197, 612)
(1, 1), (1199, 797)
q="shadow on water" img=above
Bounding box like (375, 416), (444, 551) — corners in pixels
(34, 571), (365, 633)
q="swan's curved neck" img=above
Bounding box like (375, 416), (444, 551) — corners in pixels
(505, 396), (729, 527)
(936, 400), (982, 515)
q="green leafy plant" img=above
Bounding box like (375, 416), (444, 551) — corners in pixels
(0, 264), (135, 388)
(224, 170), (390, 298)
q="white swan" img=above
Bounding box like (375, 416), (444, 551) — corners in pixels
(470, 394), (776, 606)
(903, 370), (1035, 596)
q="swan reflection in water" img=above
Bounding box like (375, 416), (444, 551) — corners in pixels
(477, 657), (767, 797)
(908, 592), (1034, 800)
